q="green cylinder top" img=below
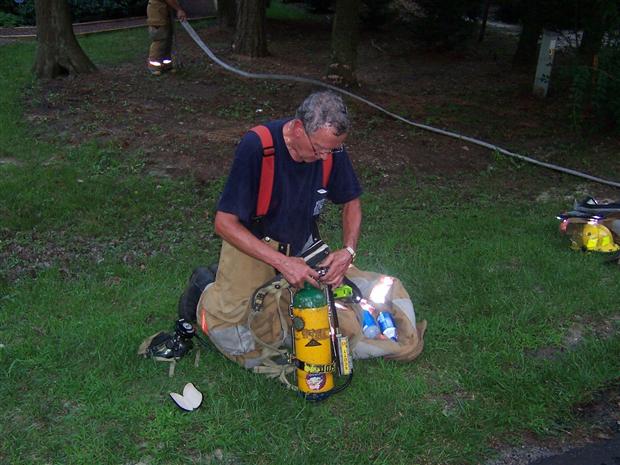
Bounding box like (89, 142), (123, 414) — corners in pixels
(293, 283), (326, 308)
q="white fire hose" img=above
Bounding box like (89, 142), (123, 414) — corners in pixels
(180, 20), (620, 190)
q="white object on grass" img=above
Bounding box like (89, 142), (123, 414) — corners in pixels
(169, 383), (203, 411)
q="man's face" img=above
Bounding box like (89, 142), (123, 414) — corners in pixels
(299, 125), (347, 163)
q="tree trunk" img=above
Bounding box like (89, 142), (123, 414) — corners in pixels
(579, 29), (605, 66)
(327, 0), (361, 87)
(34, 0), (96, 79)
(234, 0), (268, 57)
(478, 0), (492, 43)
(218, 0), (237, 30)
(512, 0), (542, 66)
(578, 0), (611, 67)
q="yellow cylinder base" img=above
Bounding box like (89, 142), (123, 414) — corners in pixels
(293, 304), (334, 395)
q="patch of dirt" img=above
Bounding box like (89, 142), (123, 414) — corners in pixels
(526, 314), (620, 361)
(23, 20), (620, 198)
(487, 380), (620, 465)
(0, 228), (159, 283)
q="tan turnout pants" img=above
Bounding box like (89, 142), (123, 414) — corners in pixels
(148, 24), (173, 64)
(197, 238), (291, 368)
(197, 239), (427, 369)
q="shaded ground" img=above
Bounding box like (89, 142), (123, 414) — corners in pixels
(20, 19), (620, 196)
(489, 380), (620, 465)
(531, 435), (620, 465)
(3, 14), (620, 465)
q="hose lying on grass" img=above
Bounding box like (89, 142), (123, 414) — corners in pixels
(180, 20), (620, 190)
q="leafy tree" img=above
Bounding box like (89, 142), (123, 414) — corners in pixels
(512, 0), (543, 65)
(234, 0), (268, 57)
(570, 1), (620, 132)
(578, 0), (619, 66)
(478, 0), (492, 42)
(511, 0), (619, 66)
(33, 0), (96, 79)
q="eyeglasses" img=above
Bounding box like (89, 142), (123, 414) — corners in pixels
(304, 128), (345, 158)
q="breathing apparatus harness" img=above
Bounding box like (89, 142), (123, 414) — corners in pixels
(250, 124), (333, 220)
(244, 124), (353, 400)
(289, 268), (358, 401)
(248, 123), (333, 249)
(249, 263), (360, 401)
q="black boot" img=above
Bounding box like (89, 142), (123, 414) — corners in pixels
(177, 266), (216, 322)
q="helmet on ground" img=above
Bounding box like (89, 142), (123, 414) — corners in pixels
(565, 220), (620, 253)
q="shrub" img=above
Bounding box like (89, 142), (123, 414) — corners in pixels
(570, 42), (620, 133)
(0, 0), (147, 26)
(0, 11), (21, 26)
(68, 0), (148, 23)
(0, 0), (19, 14)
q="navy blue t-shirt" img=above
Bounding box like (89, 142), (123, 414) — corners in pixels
(217, 118), (362, 255)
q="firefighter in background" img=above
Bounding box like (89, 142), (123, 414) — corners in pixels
(146, 0), (187, 76)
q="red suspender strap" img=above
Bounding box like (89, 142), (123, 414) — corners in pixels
(322, 153), (333, 188)
(250, 125), (275, 218)
(251, 124), (333, 218)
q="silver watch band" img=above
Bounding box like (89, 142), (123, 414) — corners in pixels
(345, 246), (356, 261)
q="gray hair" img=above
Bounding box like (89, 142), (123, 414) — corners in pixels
(295, 91), (350, 136)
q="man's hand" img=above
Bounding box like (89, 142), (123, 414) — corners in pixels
(177, 9), (187, 21)
(318, 249), (353, 287)
(279, 256), (321, 289)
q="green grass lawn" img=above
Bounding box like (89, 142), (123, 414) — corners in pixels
(1, 18), (619, 465)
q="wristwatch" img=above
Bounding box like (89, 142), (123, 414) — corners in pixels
(344, 246), (356, 262)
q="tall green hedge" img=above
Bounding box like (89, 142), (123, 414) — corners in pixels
(570, 43), (620, 133)
(0, 0), (148, 26)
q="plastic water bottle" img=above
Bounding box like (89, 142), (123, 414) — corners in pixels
(377, 311), (398, 341)
(361, 307), (380, 339)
